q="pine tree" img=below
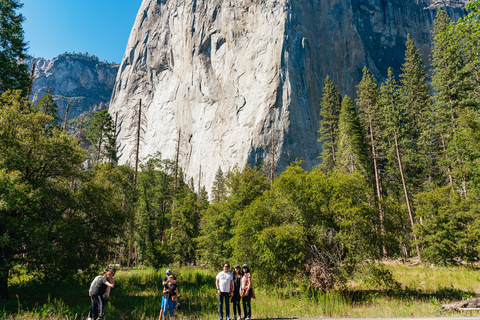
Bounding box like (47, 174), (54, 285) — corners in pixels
(337, 95), (369, 175)
(431, 9), (474, 190)
(356, 68), (383, 194)
(86, 109), (116, 163)
(318, 75), (341, 171)
(399, 35), (432, 192)
(454, 0), (480, 104)
(0, 0), (31, 95)
(35, 92), (62, 134)
(380, 68), (420, 257)
(211, 166), (227, 203)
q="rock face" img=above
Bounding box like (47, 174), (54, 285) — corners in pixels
(26, 54), (119, 120)
(109, 0), (466, 194)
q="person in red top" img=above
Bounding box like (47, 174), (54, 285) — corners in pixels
(241, 264), (253, 320)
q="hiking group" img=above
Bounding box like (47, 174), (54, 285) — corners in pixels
(216, 263), (255, 320)
(85, 263), (255, 320)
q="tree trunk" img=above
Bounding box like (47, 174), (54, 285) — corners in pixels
(394, 132), (421, 258)
(63, 103), (70, 131)
(128, 99), (142, 267)
(440, 133), (454, 185)
(369, 121), (386, 256)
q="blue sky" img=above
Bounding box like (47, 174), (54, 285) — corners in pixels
(21, 0), (143, 64)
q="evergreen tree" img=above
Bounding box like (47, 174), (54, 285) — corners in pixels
(356, 67), (386, 255)
(401, 35), (431, 144)
(380, 68), (420, 257)
(453, 0), (480, 104)
(86, 110), (116, 163)
(399, 35), (431, 191)
(431, 9), (473, 188)
(35, 93), (61, 134)
(337, 95), (369, 175)
(0, 0), (31, 95)
(318, 75), (341, 171)
(211, 166), (227, 203)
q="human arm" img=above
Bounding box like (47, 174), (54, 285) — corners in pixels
(216, 277), (221, 295)
(104, 279), (115, 288)
(229, 278), (234, 297)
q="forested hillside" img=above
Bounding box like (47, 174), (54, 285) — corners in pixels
(1, 0), (480, 306)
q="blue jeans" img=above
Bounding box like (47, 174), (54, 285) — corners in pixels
(242, 289), (253, 318)
(218, 292), (230, 319)
(162, 297), (175, 317)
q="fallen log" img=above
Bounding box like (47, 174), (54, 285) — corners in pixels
(442, 298), (480, 310)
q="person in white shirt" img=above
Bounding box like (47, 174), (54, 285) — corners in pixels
(216, 263), (234, 320)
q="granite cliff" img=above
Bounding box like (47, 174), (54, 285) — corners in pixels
(109, 0), (466, 194)
(26, 54), (119, 120)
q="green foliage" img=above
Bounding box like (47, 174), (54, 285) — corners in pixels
(229, 163), (382, 286)
(35, 93), (62, 134)
(0, 91), (130, 298)
(211, 166), (226, 203)
(86, 109), (116, 163)
(318, 75), (341, 171)
(337, 96), (370, 175)
(197, 164), (269, 268)
(0, 0), (31, 95)
(415, 187), (477, 265)
(255, 224), (306, 283)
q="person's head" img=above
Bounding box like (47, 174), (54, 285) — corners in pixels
(242, 264), (250, 273)
(107, 268), (116, 278)
(101, 269), (109, 276)
(233, 265), (241, 275)
(222, 263), (230, 272)
(168, 275), (174, 281)
(166, 269), (172, 276)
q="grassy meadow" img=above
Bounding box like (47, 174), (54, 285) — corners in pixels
(2, 263), (480, 319)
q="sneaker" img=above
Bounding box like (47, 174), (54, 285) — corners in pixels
(238, 317), (242, 320)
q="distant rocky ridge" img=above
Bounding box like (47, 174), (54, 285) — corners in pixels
(109, 0), (466, 194)
(26, 54), (119, 120)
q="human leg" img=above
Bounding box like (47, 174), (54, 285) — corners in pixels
(96, 295), (104, 319)
(168, 299), (174, 317)
(218, 293), (224, 319)
(159, 297), (166, 320)
(232, 297), (241, 319)
(225, 293), (230, 319)
(89, 296), (97, 320)
(243, 290), (252, 319)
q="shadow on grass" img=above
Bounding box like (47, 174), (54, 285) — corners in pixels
(1, 270), (219, 319)
(342, 286), (476, 304)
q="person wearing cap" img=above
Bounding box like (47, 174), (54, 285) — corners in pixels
(231, 265), (242, 320)
(159, 269), (177, 320)
(241, 264), (253, 320)
(216, 262), (234, 320)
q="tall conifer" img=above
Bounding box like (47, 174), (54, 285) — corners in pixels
(318, 75), (341, 171)
(337, 95), (369, 175)
(431, 9), (474, 188)
(0, 0), (31, 95)
(399, 35), (432, 192)
(380, 68), (421, 257)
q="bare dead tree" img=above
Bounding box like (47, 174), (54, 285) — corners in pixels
(197, 164), (202, 202)
(266, 131), (279, 184)
(27, 62), (36, 101)
(63, 103), (70, 131)
(174, 129), (181, 191)
(128, 99), (148, 267)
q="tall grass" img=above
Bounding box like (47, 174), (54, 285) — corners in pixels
(2, 263), (480, 319)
